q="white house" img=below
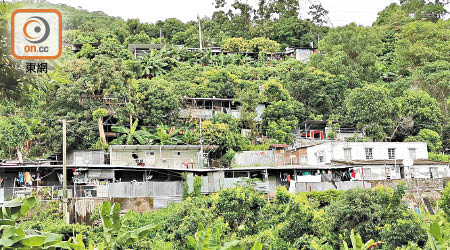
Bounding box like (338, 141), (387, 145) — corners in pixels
(301, 141), (448, 180)
(340, 160), (449, 180)
(305, 142), (428, 166)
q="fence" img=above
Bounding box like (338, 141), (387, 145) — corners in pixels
(108, 181), (184, 197)
(0, 181), (184, 203)
(0, 186), (74, 202)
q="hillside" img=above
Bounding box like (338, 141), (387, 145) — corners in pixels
(0, 0), (449, 165)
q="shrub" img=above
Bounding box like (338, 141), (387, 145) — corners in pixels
(248, 37), (281, 53)
(440, 183), (450, 218)
(222, 37), (249, 52)
(212, 186), (267, 236)
(323, 186), (424, 248)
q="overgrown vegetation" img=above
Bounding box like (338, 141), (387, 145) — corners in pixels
(11, 183), (450, 249)
(0, 0), (449, 164)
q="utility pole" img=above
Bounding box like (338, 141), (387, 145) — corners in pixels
(159, 28), (162, 46)
(197, 14), (203, 51)
(199, 116), (204, 168)
(62, 118), (69, 224)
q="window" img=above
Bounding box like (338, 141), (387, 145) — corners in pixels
(173, 151), (182, 157)
(344, 148), (352, 161)
(430, 167), (438, 178)
(388, 148), (396, 160)
(300, 155), (308, 164)
(316, 151), (325, 163)
(362, 168), (372, 179)
(234, 171), (249, 178)
(365, 148), (373, 160)
(146, 151), (154, 156)
(408, 148), (416, 160)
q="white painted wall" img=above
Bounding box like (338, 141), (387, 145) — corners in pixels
(110, 147), (200, 168)
(180, 104), (266, 121)
(233, 151), (275, 167)
(350, 164), (449, 180)
(306, 142), (428, 166)
(255, 104), (266, 122)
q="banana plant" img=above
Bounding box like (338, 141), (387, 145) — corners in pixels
(427, 219), (448, 250)
(111, 119), (153, 145)
(67, 234), (95, 250)
(187, 223), (262, 250)
(0, 197), (69, 249)
(343, 229), (379, 250)
(139, 50), (178, 79)
(151, 125), (183, 145)
(98, 201), (158, 250)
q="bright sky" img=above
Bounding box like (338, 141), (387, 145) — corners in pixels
(45, 0), (401, 27)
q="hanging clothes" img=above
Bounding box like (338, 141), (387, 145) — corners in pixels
(350, 169), (356, 179)
(18, 172), (24, 185)
(24, 172), (32, 185)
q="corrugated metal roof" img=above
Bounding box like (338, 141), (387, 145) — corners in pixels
(270, 144), (289, 149)
(331, 160), (448, 166)
(109, 145), (217, 150)
(0, 164), (349, 171)
(183, 96), (234, 101)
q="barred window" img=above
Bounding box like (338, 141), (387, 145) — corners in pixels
(365, 148), (373, 160)
(344, 148), (352, 161)
(388, 148), (396, 160)
(408, 148), (416, 160)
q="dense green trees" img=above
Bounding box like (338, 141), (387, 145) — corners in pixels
(18, 184), (448, 250)
(0, 2), (32, 100)
(0, 0), (449, 162)
(395, 20), (450, 73)
(344, 84), (444, 141)
(405, 129), (443, 152)
(310, 23), (383, 83)
(0, 117), (31, 162)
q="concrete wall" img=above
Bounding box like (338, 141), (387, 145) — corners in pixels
(350, 164), (449, 181)
(110, 148), (200, 168)
(368, 178), (450, 208)
(233, 148), (307, 167)
(367, 178), (450, 191)
(306, 142), (428, 165)
(233, 151), (275, 167)
(68, 151), (104, 165)
(180, 108), (214, 119)
(180, 104), (265, 121)
(295, 48), (313, 61)
(295, 181), (369, 192)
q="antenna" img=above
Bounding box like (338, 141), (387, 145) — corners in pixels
(199, 115), (204, 168)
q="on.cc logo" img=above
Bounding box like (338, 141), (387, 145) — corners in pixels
(23, 16), (51, 44)
(11, 9), (62, 59)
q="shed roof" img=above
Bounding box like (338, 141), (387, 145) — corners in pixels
(0, 164), (349, 171)
(109, 145), (217, 151)
(270, 144), (289, 149)
(331, 160), (448, 166)
(183, 96), (234, 101)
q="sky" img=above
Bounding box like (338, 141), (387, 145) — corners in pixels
(45, 0), (402, 27)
